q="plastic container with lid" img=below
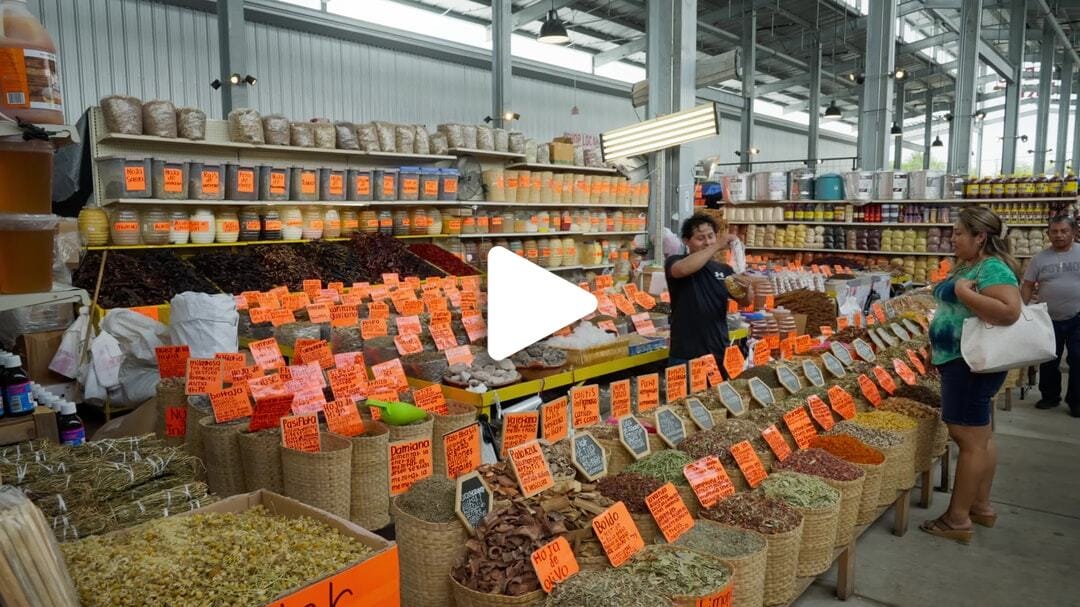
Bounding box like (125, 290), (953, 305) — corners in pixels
(189, 208), (216, 244)
(478, 241), (495, 270)
(78, 206), (109, 246)
(168, 210), (190, 244)
(259, 166), (290, 201)
(523, 238), (540, 263)
(444, 211), (463, 235)
(216, 210), (240, 243)
(420, 167), (440, 201)
(427, 208), (443, 235)
(537, 210), (550, 233)
(482, 169), (505, 201)
(110, 207), (141, 245)
(100, 156), (152, 199)
(516, 171), (532, 204)
(302, 207), (324, 240)
(239, 207), (262, 241)
(410, 207), (429, 235)
(320, 168), (346, 201)
(151, 159), (189, 199)
(537, 238), (552, 267)
(140, 207), (171, 245)
(509, 239), (524, 257)
(377, 210), (393, 234)
(0, 139), (52, 214)
(348, 168), (373, 201)
(261, 208), (282, 241)
(550, 238), (564, 268)
(281, 206), (303, 240)
(225, 164), (258, 201)
(374, 168), (399, 201)
(0, 0), (64, 124)
(461, 214), (477, 235)
(323, 208), (342, 238)
(440, 168), (460, 201)
(464, 241), (479, 266)
(392, 209), (411, 235)
(360, 210), (379, 234)
(341, 210), (359, 236)
(188, 162), (225, 200)
(398, 166), (421, 201)
(495, 210), (513, 234)
(0, 213), (57, 293)
(291, 167), (320, 201)
(475, 210), (489, 234)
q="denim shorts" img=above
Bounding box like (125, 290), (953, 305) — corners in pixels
(937, 358), (1006, 426)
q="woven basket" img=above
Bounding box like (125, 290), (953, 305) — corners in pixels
(557, 336), (630, 367)
(281, 432), (352, 519)
(449, 575), (546, 607)
(154, 383), (186, 447)
(595, 435), (637, 476)
(669, 551), (734, 607)
(185, 400), (209, 465)
(236, 428), (283, 493)
(932, 420), (949, 457)
(853, 460), (885, 525)
(392, 498), (468, 607)
(350, 422), (391, 530)
(576, 553), (612, 572)
(879, 404), (935, 472)
(791, 501), (841, 576)
(433, 402), (478, 478)
(676, 484), (701, 518)
(761, 520), (804, 606)
(820, 474), (865, 547)
(891, 427), (919, 491)
(689, 521), (768, 607)
(388, 413), (434, 443)
(873, 441), (903, 506)
(198, 416), (247, 497)
(631, 511), (661, 544)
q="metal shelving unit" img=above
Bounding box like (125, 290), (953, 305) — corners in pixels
(448, 148), (525, 161)
(731, 197), (1076, 205)
(0, 286), (91, 315)
(744, 246), (951, 257)
(505, 162), (619, 176)
(456, 230), (644, 239)
(730, 220), (1052, 229)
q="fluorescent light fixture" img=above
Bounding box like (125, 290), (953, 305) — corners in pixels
(600, 103), (721, 161)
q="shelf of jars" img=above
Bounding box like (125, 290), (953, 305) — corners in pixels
(457, 230), (645, 239)
(726, 220), (1052, 229)
(100, 197), (650, 210)
(729, 197), (1077, 205)
(505, 162), (619, 175)
(744, 245), (948, 257)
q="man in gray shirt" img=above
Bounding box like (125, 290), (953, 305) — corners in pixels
(1021, 215), (1080, 417)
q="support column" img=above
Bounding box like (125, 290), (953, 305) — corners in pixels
(975, 123), (985, 175)
(1072, 74), (1080, 172)
(1001, 0), (1027, 174)
(893, 81), (905, 169)
(808, 42), (821, 166)
(923, 90), (934, 169)
(1055, 55), (1073, 173)
(858, 0), (897, 171)
(491, 0), (512, 129)
(740, 9), (756, 171)
(217, 0), (248, 115)
(948, 0), (982, 175)
(1034, 26), (1056, 173)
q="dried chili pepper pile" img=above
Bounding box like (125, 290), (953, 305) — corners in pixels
(294, 241), (372, 285)
(74, 250), (219, 308)
(408, 243), (480, 276)
(350, 233), (443, 279)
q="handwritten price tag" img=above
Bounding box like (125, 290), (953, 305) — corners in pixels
(893, 358), (918, 385)
(501, 412), (540, 457)
(371, 359), (409, 392)
(155, 345), (190, 379)
(571, 384), (601, 428)
(323, 399), (365, 437)
(330, 305), (358, 328)
(281, 413), (321, 453)
(413, 384), (449, 416)
(394, 334), (424, 356)
(683, 455), (735, 509)
(541, 397), (569, 443)
(462, 314), (487, 342)
(723, 346), (745, 380)
(360, 318), (388, 340)
(531, 537), (580, 594)
(761, 424), (792, 462)
(783, 407), (819, 450)
(209, 385), (251, 423)
(389, 437), (434, 496)
(591, 501), (645, 567)
(906, 349), (927, 375)
(665, 364), (688, 403)
(637, 374), (660, 412)
(827, 385), (856, 420)
(445, 345), (474, 367)
(858, 374), (883, 407)
(165, 407), (187, 437)
(752, 340), (771, 366)
(443, 423), (482, 479)
(249, 394), (294, 432)
(396, 315), (422, 336)
(645, 483), (694, 543)
(730, 440), (768, 488)
(185, 359), (224, 395)
(508, 440), (555, 498)
(327, 366), (366, 402)
(873, 366), (898, 395)
(630, 312), (656, 336)
(807, 395), (836, 431)
(610, 379), (631, 419)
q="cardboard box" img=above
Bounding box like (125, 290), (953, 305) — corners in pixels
(14, 330), (68, 384)
(550, 141), (575, 165)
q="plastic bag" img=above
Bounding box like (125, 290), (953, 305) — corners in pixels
(142, 100), (177, 138)
(49, 306), (90, 379)
(177, 107), (206, 140)
(0, 298), (73, 349)
(100, 95), (142, 134)
(395, 125), (415, 153)
(290, 121), (315, 147)
(228, 108), (264, 143)
(573, 145), (585, 166)
(430, 132), (449, 155)
(476, 126), (494, 151)
(508, 132), (526, 154)
(53, 218), (80, 285)
(375, 121), (397, 152)
(537, 143), (550, 164)
(168, 292), (239, 358)
(439, 123), (464, 148)
(262, 115), (290, 145)
(524, 139), (538, 163)
(730, 237), (746, 273)
(102, 307), (170, 363)
(357, 123), (380, 151)
(494, 128), (509, 152)
(462, 125), (478, 149)
(413, 126), (430, 154)
(312, 120), (335, 149)
(335, 121), (359, 149)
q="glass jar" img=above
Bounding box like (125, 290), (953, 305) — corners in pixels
(599, 211), (610, 233)
(324, 208), (342, 238)
(281, 206), (303, 240)
(261, 208), (282, 241)
(524, 238), (539, 263)
(589, 211), (603, 233)
(550, 238), (564, 268)
(110, 207), (141, 246)
(475, 210), (490, 234)
(537, 210), (550, 233)
(526, 212), (540, 234)
(140, 207), (170, 245)
(303, 207), (325, 240)
(392, 209), (410, 236)
(427, 208), (443, 235)
(462, 214), (478, 235)
(498, 210), (514, 234)
(359, 210), (379, 234)
(341, 210), (359, 236)
(239, 207), (262, 242)
(216, 210), (240, 243)
(509, 239), (524, 257)
(513, 212), (528, 234)
(562, 237), (576, 266)
(78, 206), (110, 246)
(410, 207), (429, 235)
(611, 211), (624, 232)
(377, 210), (393, 235)
(190, 208), (216, 244)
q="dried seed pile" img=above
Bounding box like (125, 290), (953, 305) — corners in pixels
(672, 520), (766, 558)
(852, 410), (918, 432)
(757, 471), (840, 510)
(62, 506), (373, 607)
(700, 493), (802, 535)
(773, 448), (864, 482)
(828, 422), (904, 449)
(878, 397), (941, 421)
(681, 419), (768, 466)
(397, 476), (457, 523)
(625, 450), (694, 487)
(294, 241), (372, 285)
(893, 383), (942, 408)
(596, 473), (664, 515)
(810, 435), (885, 465)
(774, 289), (836, 336)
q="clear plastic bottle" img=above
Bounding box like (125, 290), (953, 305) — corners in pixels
(0, 0), (64, 124)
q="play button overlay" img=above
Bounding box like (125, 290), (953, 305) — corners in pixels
(487, 246), (598, 360)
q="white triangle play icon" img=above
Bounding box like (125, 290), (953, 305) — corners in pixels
(487, 246), (598, 360)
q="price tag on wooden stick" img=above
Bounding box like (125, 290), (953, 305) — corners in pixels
(541, 397), (569, 443)
(281, 413), (321, 453)
(730, 440), (768, 488)
(443, 423), (482, 479)
(508, 440), (555, 498)
(389, 437), (434, 496)
(610, 379), (631, 419)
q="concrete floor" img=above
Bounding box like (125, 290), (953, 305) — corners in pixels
(794, 387), (1080, 607)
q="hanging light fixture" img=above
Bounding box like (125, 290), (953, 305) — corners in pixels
(538, 2), (570, 45)
(823, 99), (843, 121)
(891, 122), (903, 137)
(932, 135), (944, 147)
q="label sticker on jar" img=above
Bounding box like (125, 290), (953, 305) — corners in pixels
(163, 167), (183, 193)
(237, 169), (255, 193)
(124, 166), (146, 192)
(329, 173), (345, 195)
(301, 171), (317, 195)
(270, 172), (286, 194)
(201, 170), (221, 194)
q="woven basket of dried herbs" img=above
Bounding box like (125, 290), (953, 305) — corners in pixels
(671, 520), (767, 607)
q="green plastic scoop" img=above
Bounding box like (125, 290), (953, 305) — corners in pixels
(365, 399), (429, 426)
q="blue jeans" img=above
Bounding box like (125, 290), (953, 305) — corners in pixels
(1038, 313), (1080, 406)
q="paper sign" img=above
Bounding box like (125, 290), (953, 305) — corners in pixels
(665, 364), (688, 403)
(462, 314), (487, 342)
(443, 423), (482, 479)
(858, 374), (883, 407)
(722, 346), (745, 380)
(248, 337), (285, 370)
(752, 340), (771, 366)
(248, 394), (293, 432)
(360, 318), (388, 340)
(683, 455), (736, 509)
(248, 373), (286, 401)
(213, 352), (247, 376)
(305, 303), (331, 324)
(807, 395), (836, 430)
(831, 342), (854, 367)
(685, 397), (715, 431)
(779, 336), (796, 360)
(853, 338), (876, 362)
(893, 358), (918, 385)
(165, 407), (187, 437)
(323, 399), (365, 437)
(571, 384), (601, 428)
(637, 373), (660, 412)
(612, 294), (637, 316)
(827, 385), (857, 420)
(155, 345), (190, 379)
(372, 359), (409, 392)
(595, 275), (614, 290)
(872, 302), (887, 324)
(295, 340), (334, 370)
(872, 366), (898, 395)
(209, 385), (252, 423)
(761, 424), (792, 462)
(413, 383), (449, 416)
(430, 324), (458, 351)
(730, 440), (768, 488)
(802, 360), (826, 387)
(333, 352), (365, 372)
(541, 397), (569, 443)
(389, 438), (434, 496)
(571, 432), (607, 481)
(395, 334), (424, 356)
(608, 379), (632, 419)
(783, 406), (819, 450)
(531, 537), (580, 594)
(689, 356), (710, 394)
(508, 440), (555, 498)
(291, 387), (328, 415)
(396, 315), (422, 336)
(906, 349), (927, 375)
(330, 304), (359, 328)
(634, 291), (657, 310)
(397, 298), (424, 317)
(368, 301), (391, 320)
(630, 312), (656, 336)
(645, 483), (694, 543)
(185, 359), (224, 395)
(456, 472), (492, 532)
(281, 413), (321, 453)
(501, 411), (540, 457)
(591, 501), (645, 567)
(445, 345), (474, 367)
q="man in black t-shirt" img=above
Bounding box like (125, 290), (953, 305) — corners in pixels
(664, 213), (753, 368)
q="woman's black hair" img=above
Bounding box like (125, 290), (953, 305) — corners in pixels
(680, 213), (719, 240)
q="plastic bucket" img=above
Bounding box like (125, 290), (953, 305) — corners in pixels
(0, 213), (57, 293)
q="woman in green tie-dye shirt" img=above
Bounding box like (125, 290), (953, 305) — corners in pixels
(921, 207), (1022, 545)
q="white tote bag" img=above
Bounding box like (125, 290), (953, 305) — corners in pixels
(961, 302), (1056, 373)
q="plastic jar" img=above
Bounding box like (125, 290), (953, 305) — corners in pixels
(509, 239), (524, 257)
(475, 210), (489, 234)
(151, 159), (189, 199)
(550, 238), (563, 268)
(110, 207), (141, 245)
(444, 211), (463, 235)
(561, 211), (572, 232)
(374, 169), (399, 201)
(140, 207), (171, 245)
(323, 208), (342, 238)
(261, 208), (282, 241)
(360, 210), (379, 234)
(537, 239), (552, 267)
(225, 164), (258, 201)
(462, 214), (477, 235)
(504, 170), (519, 202)
(169, 209), (190, 244)
(281, 207), (303, 240)
(561, 238), (576, 266)
(377, 210), (393, 234)
(516, 171), (533, 203)
(100, 156), (152, 199)
(190, 208), (216, 244)
(589, 211), (603, 233)
(427, 208), (443, 235)
(482, 169), (505, 201)
(302, 207), (325, 240)
(320, 168), (346, 201)
(540, 172), (555, 204)
(392, 209), (411, 235)
(189, 162), (225, 200)
(341, 210), (359, 236)
(513, 212), (528, 233)
(410, 207), (429, 235)
(523, 238), (540, 263)
(78, 206), (110, 246)
(258, 166), (290, 201)
(291, 167), (320, 201)
(537, 210), (550, 233)
(612, 211), (624, 232)
(398, 166), (421, 201)
(498, 210), (515, 234)
(348, 168), (373, 201)
(420, 168), (440, 201)
(440, 168), (460, 201)
(216, 210), (240, 243)
(238, 207), (261, 241)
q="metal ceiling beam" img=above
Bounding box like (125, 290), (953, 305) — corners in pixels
(511, 0), (574, 29)
(904, 32), (956, 53)
(1055, 54), (1073, 171)
(809, 41), (822, 164)
(1002, 0), (1026, 174)
(593, 38), (646, 69)
(1032, 0), (1080, 67)
(947, 0), (982, 174)
(929, 8), (1014, 80)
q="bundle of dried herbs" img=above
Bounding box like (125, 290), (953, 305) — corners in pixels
(398, 476), (457, 523)
(700, 493), (802, 535)
(596, 473), (664, 514)
(625, 450), (694, 487)
(758, 471), (840, 509)
(350, 233), (444, 279)
(294, 241), (372, 285)
(408, 243), (480, 276)
(773, 448), (864, 482)
(810, 435), (885, 465)
(672, 520), (766, 558)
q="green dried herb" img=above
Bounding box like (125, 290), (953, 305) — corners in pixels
(398, 476), (457, 523)
(758, 471), (840, 510)
(624, 450), (694, 487)
(829, 422), (904, 449)
(672, 521), (766, 558)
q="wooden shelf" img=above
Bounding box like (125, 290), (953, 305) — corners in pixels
(505, 162), (620, 175)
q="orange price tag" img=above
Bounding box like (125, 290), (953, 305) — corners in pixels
(630, 312), (656, 336)
(665, 364), (688, 403)
(155, 345), (190, 379)
(406, 384), (444, 417)
(294, 340), (334, 370)
(689, 356), (710, 394)
(396, 315), (422, 336)
(368, 301), (391, 320)
(871, 302), (887, 324)
(682, 455), (736, 509)
(281, 413), (321, 453)
(213, 352), (247, 376)
(281, 293), (310, 312)
(185, 359), (224, 395)
(430, 324), (458, 351)
(372, 358), (409, 392)
(330, 304), (359, 328)
(334, 351), (365, 372)
(752, 340), (771, 366)
(530, 536), (581, 594)
(394, 334), (424, 356)
(248, 394), (293, 432)
(612, 293), (637, 316)
(807, 395), (836, 430)
(906, 349), (927, 375)
(595, 275), (614, 290)
(445, 345), (474, 367)
(633, 291), (657, 310)
(893, 358), (918, 385)
(723, 346), (745, 380)
(248, 373), (286, 401)
(209, 385), (252, 423)
(291, 386), (328, 415)
(730, 440), (768, 488)
(872, 366), (898, 395)
(389, 437), (434, 496)
(327, 366), (366, 402)
(823, 386), (854, 422)
(795, 334), (813, 354)
(462, 314), (487, 342)
(610, 380), (631, 419)
(644, 482), (694, 543)
(541, 397), (569, 443)
(766, 333), (780, 351)
(508, 440), (555, 498)
(306, 303), (331, 324)
(302, 279), (322, 298)
(660, 291), (671, 304)
(858, 374), (883, 407)
(164, 406), (187, 437)
(761, 424), (792, 462)
(783, 407), (819, 450)
(763, 294), (775, 309)
(837, 315), (850, 330)
(820, 326), (834, 337)
(443, 422), (482, 479)
(381, 272), (401, 287)
(637, 374), (660, 412)
(854, 311), (864, 328)
(361, 318), (388, 340)
(591, 501), (645, 567)
(779, 336), (796, 360)
(396, 298), (424, 317)
(571, 384), (601, 429)
(501, 411), (540, 456)
(323, 399), (365, 437)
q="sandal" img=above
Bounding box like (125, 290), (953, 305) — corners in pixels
(969, 512), (997, 528)
(919, 516), (974, 544)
